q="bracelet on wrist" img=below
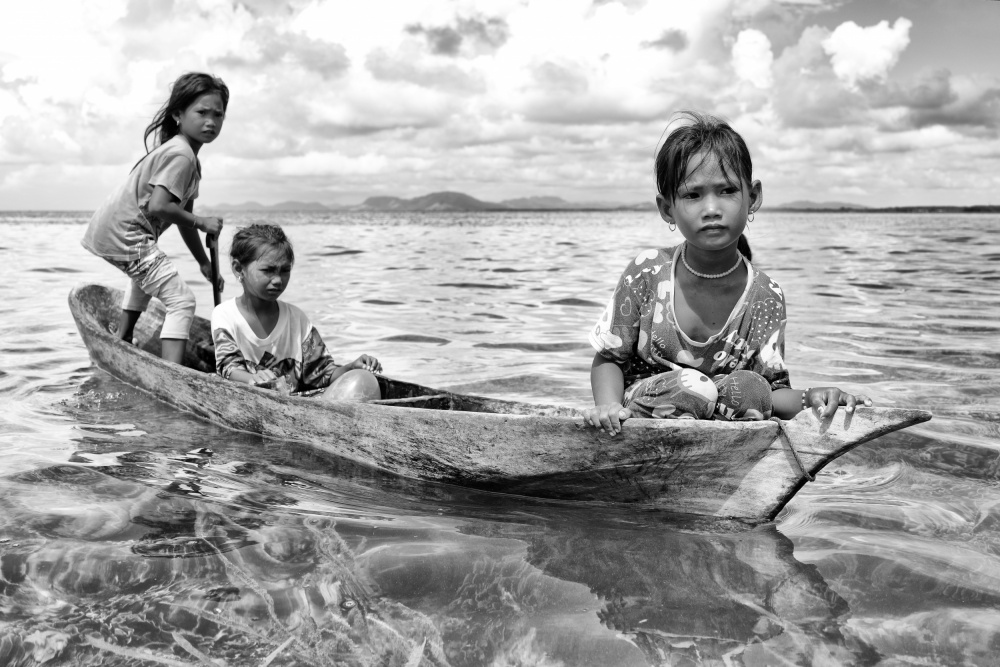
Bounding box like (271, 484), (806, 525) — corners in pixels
(801, 388), (811, 411)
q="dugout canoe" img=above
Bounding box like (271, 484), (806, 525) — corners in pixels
(69, 284), (931, 523)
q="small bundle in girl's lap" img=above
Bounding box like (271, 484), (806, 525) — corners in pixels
(211, 224), (382, 402)
(583, 111), (871, 435)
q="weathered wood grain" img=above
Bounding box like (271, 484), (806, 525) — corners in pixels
(69, 284), (932, 522)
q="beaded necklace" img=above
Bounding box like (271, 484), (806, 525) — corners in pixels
(681, 243), (744, 279)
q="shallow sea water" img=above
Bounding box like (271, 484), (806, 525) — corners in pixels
(1, 210), (998, 666)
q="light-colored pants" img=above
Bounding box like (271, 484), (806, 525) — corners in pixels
(106, 249), (196, 339)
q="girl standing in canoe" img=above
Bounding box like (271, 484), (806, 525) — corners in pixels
(584, 111), (871, 435)
(82, 72), (227, 364)
(212, 223), (382, 401)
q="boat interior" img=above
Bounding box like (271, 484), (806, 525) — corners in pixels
(78, 284), (577, 418)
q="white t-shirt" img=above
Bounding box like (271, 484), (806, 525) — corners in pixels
(82, 136), (201, 262)
(211, 298), (338, 391)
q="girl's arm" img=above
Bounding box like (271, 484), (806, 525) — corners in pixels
(584, 253), (658, 435)
(226, 367), (279, 386)
(301, 327), (338, 389)
(325, 355), (382, 382)
(301, 327), (382, 390)
(772, 386), (873, 420)
(176, 200), (224, 292)
(147, 185), (223, 236)
(772, 388), (807, 420)
(212, 326), (279, 387)
(584, 352), (631, 435)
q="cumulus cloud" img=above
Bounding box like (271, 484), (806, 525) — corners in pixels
(405, 16), (509, 56)
(908, 78), (1000, 132)
(642, 29), (688, 52)
(868, 68), (956, 111)
(0, 0), (998, 209)
(769, 25), (862, 128)
(365, 48), (484, 92)
(822, 17), (912, 90)
(234, 0), (312, 17)
(212, 24), (350, 80)
(768, 19), (996, 139)
(732, 29), (773, 89)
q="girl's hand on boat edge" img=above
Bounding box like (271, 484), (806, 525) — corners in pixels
(803, 387), (873, 419)
(582, 403), (632, 436)
(347, 354), (382, 375)
(250, 369), (279, 385)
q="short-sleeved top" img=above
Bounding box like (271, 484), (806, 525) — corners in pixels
(589, 246), (791, 390)
(211, 298), (338, 392)
(82, 136), (201, 262)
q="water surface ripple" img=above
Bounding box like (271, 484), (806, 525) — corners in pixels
(1, 211), (998, 665)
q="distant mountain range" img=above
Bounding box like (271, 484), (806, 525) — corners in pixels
(205, 193), (999, 214)
(771, 200), (870, 210)
(208, 191), (655, 212)
(771, 201), (1000, 213)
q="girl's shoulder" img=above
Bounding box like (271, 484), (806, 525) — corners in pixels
(212, 296), (239, 312)
(167, 135), (197, 158)
(617, 246), (677, 286)
(211, 297), (241, 322)
(277, 300), (314, 329)
(146, 136), (197, 164)
(278, 299), (307, 318)
(746, 263), (786, 302)
(627, 246), (677, 268)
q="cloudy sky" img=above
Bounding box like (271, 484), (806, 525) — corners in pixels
(2, 0), (998, 209)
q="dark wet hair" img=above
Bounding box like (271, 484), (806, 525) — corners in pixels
(230, 224), (295, 266)
(143, 72), (229, 152)
(654, 111), (754, 260)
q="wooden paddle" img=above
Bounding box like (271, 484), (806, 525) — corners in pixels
(206, 233), (221, 306)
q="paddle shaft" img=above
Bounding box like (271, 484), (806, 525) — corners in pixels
(206, 233), (221, 306)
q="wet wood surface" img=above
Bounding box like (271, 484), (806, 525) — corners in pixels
(69, 284), (932, 522)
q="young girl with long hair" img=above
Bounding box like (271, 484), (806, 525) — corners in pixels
(584, 111), (872, 435)
(82, 72), (228, 364)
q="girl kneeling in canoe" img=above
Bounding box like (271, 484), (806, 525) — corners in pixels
(211, 223), (382, 401)
(584, 111), (871, 435)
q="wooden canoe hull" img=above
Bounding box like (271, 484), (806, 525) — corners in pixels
(68, 284), (931, 522)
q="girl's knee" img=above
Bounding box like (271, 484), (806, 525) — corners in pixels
(158, 283), (196, 339)
(323, 369), (382, 402)
(718, 370), (769, 391)
(624, 368), (717, 420)
(677, 368), (718, 403)
(715, 370), (772, 421)
(162, 289), (196, 314)
(157, 275), (197, 317)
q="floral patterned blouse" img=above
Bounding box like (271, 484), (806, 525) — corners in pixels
(589, 246), (791, 390)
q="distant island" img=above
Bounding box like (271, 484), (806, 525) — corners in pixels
(205, 192), (1000, 214)
(208, 191), (655, 213)
(772, 202), (1000, 214)
(771, 200), (870, 210)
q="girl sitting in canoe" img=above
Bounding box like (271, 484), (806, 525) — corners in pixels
(82, 72), (228, 364)
(211, 223), (382, 401)
(584, 111), (871, 435)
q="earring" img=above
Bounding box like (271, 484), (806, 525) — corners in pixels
(668, 220), (676, 232)
(747, 212), (754, 224)
(237, 275), (243, 283)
